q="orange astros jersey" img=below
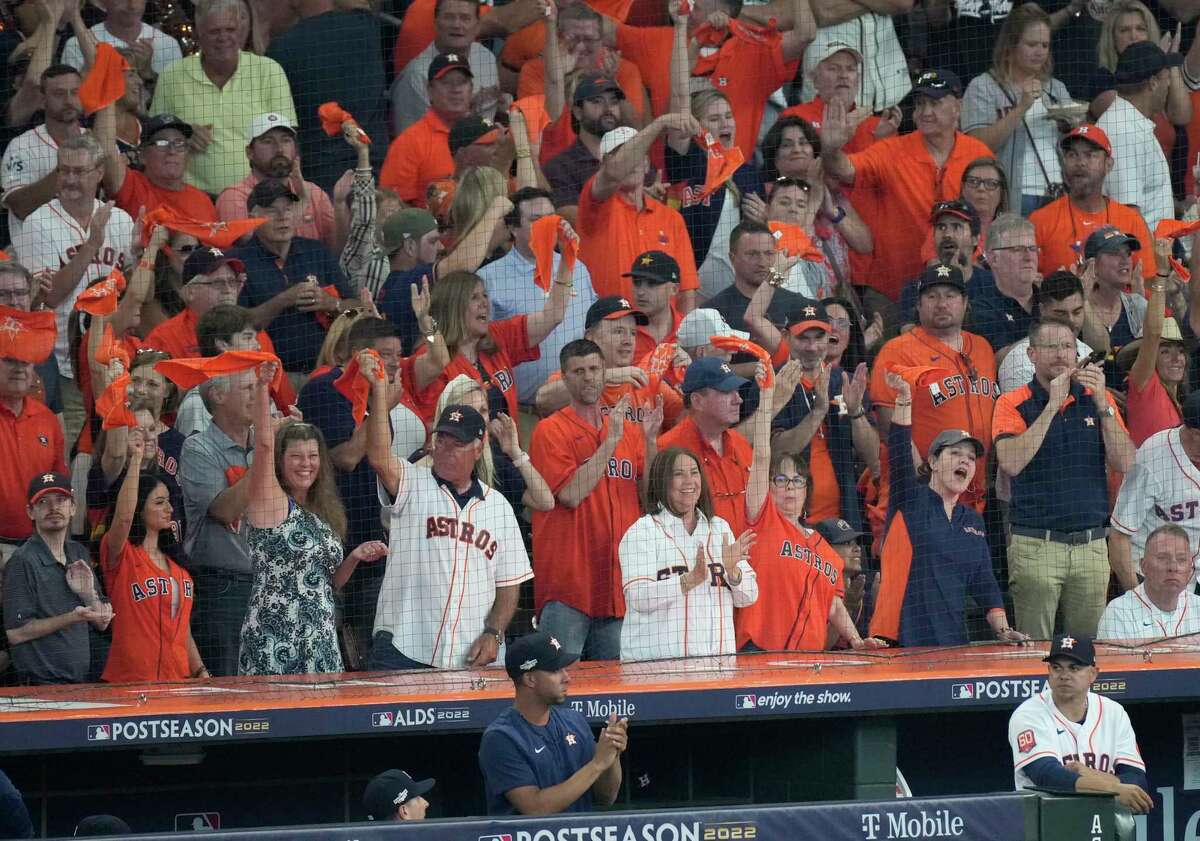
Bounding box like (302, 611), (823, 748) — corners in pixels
(869, 327), (998, 511)
(735, 495), (845, 651)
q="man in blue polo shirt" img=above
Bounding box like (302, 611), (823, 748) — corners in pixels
(994, 319), (1135, 639)
(969, 213), (1038, 355)
(234, 179), (355, 374)
(479, 631), (627, 816)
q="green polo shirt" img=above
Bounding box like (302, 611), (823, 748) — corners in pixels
(150, 51), (297, 195)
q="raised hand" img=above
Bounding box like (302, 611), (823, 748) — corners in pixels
(411, 275), (433, 323)
(87, 201), (115, 249)
(884, 370), (911, 401)
(720, 530), (756, 585)
(681, 545), (709, 593)
(863, 311), (885, 349)
(65, 559), (96, 602)
(606, 366), (649, 387)
(642, 394), (665, 441)
(606, 394), (631, 443)
(841, 362), (868, 415)
(489, 413), (521, 457)
(656, 112), (702, 137)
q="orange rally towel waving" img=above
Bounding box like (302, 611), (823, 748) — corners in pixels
(0, 307), (56, 365)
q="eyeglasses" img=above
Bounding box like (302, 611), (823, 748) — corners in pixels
(771, 475), (808, 489)
(144, 139), (188, 151)
(0, 289), (32, 304)
(963, 175), (1003, 191)
(57, 164), (99, 178)
(828, 317), (851, 330)
(992, 244), (1040, 255)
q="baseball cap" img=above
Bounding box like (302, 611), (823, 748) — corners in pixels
(428, 52), (473, 82)
(813, 517), (863, 546)
(574, 72), (625, 104)
(1083, 226), (1140, 259)
(681, 357), (748, 395)
(912, 69), (962, 100)
(246, 112), (297, 145)
(622, 250), (680, 284)
(585, 296), (649, 330)
(363, 769), (435, 820)
(1059, 124), (1112, 156)
(1043, 633), (1096, 666)
(930, 199), (980, 235)
(505, 630), (579, 679)
(802, 40), (863, 81)
(785, 299), (832, 335)
(182, 246), (245, 285)
(1114, 40), (1182, 85)
(449, 115), (500, 156)
(381, 209), (438, 255)
(599, 126), (638, 157)
(141, 113), (193, 143)
(917, 263), (966, 295)
(676, 308), (748, 350)
(28, 472), (71, 505)
(1184, 390), (1200, 429)
(73, 815), (132, 836)
(928, 428), (985, 460)
(433, 404), (486, 443)
(246, 178), (299, 213)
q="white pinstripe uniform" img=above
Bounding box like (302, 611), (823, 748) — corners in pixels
(2, 126), (63, 245)
(1009, 684), (1145, 790)
(1097, 584), (1200, 641)
(1111, 427), (1200, 581)
(374, 464), (533, 669)
(11, 198), (133, 375)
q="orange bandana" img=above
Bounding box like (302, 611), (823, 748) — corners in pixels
(0, 307), (56, 364)
(74, 268), (126, 316)
(95, 374), (137, 430)
(156, 351), (284, 392)
(529, 215), (577, 292)
(711, 335), (774, 387)
(768, 222), (825, 262)
(79, 43), (130, 115)
(143, 207), (265, 249)
(695, 132), (744, 202)
(318, 102), (371, 144)
(334, 349), (386, 424)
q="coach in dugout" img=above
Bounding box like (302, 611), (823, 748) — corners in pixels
(1098, 524), (1200, 641)
(479, 631), (626, 815)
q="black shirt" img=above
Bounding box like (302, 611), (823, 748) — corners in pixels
(705, 283), (806, 334)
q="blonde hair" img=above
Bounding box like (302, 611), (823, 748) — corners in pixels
(690, 90), (740, 205)
(992, 3), (1054, 83)
(423, 374), (495, 485)
(314, 310), (367, 372)
(1098, 0), (1160, 71)
(450, 166), (508, 242)
(428, 270), (497, 356)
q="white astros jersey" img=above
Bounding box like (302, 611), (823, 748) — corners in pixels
(1009, 686), (1145, 790)
(12, 198), (133, 374)
(373, 464), (532, 669)
(1097, 584), (1200, 641)
(1, 125), (61, 245)
(1111, 427), (1200, 578)
(618, 511), (757, 661)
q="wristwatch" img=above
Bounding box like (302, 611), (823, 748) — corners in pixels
(767, 268), (785, 288)
(829, 205), (846, 224)
(1099, 405), (1116, 419)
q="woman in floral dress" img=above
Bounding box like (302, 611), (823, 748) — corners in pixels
(238, 362), (387, 675)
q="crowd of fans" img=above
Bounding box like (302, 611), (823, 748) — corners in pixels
(0, 0), (1197, 688)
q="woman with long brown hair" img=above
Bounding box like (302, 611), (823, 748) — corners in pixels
(238, 362), (387, 675)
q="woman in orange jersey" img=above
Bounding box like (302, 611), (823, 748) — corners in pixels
(735, 369), (881, 653)
(101, 433), (206, 683)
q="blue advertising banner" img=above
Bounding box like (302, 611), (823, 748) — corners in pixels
(92, 794), (1031, 841)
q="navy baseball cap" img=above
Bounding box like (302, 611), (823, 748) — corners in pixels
(27, 472), (72, 504)
(247, 178), (299, 213)
(1043, 633), (1096, 666)
(585, 296), (649, 330)
(428, 52), (473, 82)
(681, 357), (748, 395)
(622, 250), (680, 284)
(364, 769), (435, 820)
(912, 69), (962, 99)
(813, 517), (863, 546)
(433, 404), (486, 443)
(182, 246), (245, 285)
(917, 263), (966, 295)
(505, 631), (579, 679)
(930, 199), (981, 236)
(574, 72), (625, 104)
(1083, 226), (1140, 259)
(785, 299), (832, 335)
(141, 113), (193, 143)
(1114, 40), (1183, 85)
(449, 115), (500, 156)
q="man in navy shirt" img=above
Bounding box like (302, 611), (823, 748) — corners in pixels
(376, 208), (442, 355)
(234, 179), (354, 374)
(969, 214), (1039, 355)
(479, 631), (627, 815)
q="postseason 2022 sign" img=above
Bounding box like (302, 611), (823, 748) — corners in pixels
(111, 794), (1031, 841)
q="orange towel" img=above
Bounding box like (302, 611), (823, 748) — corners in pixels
(79, 43), (129, 115)
(0, 306), (56, 364)
(74, 268), (126, 316)
(333, 349), (385, 424)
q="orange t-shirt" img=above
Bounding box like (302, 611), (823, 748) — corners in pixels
(517, 58), (650, 122)
(1029, 196), (1157, 281)
(543, 372), (684, 430)
(868, 327), (998, 511)
(530, 405), (645, 617)
(779, 97), (881, 154)
(114, 169), (217, 222)
(498, 0), (636, 71)
(403, 315), (539, 426)
(735, 494), (844, 651)
(657, 415), (752, 535)
(380, 110), (455, 207)
(576, 174), (699, 299)
(0, 398), (67, 540)
(100, 539), (194, 683)
(847, 130), (992, 301)
(615, 24), (798, 159)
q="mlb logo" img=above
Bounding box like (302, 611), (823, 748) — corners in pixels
(734, 695), (758, 710)
(478, 835), (514, 841)
(87, 724), (111, 741)
(371, 712), (394, 727)
(951, 683), (975, 700)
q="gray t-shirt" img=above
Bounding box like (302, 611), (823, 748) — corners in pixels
(181, 421), (253, 574)
(3, 534), (100, 684)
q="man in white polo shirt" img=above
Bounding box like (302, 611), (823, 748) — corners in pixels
(1098, 524), (1200, 641)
